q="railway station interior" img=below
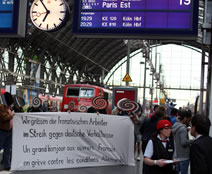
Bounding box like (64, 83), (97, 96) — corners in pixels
(0, 0), (212, 173)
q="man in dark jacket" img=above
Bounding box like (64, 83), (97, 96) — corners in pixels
(190, 115), (212, 174)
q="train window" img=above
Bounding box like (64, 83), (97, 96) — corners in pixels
(109, 93), (112, 101)
(52, 101), (57, 107)
(104, 92), (108, 100)
(79, 88), (94, 98)
(66, 88), (79, 97)
(99, 90), (102, 96)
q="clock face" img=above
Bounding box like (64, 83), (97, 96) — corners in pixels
(30, 0), (69, 31)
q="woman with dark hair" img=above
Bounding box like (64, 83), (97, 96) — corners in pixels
(144, 119), (177, 174)
(149, 104), (159, 118)
(157, 105), (168, 117)
(140, 109), (166, 153)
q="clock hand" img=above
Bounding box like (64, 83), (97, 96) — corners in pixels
(34, 11), (47, 17)
(43, 11), (49, 22)
(40, 12), (47, 15)
(40, 0), (48, 12)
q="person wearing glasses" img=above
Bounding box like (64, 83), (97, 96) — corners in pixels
(144, 119), (177, 174)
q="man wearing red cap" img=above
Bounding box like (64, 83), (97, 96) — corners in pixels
(144, 119), (177, 174)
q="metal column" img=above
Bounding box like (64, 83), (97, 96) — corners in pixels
(126, 40), (130, 86)
(150, 49), (154, 112)
(204, 0), (212, 119)
(208, 51), (212, 136)
(102, 69), (105, 86)
(143, 56), (147, 113)
(199, 46), (205, 114)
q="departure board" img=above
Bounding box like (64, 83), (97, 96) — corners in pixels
(73, 0), (199, 39)
(0, 0), (28, 37)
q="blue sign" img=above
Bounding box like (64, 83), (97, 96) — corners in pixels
(73, 0), (199, 39)
(0, 0), (28, 37)
(0, 0), (17, 32)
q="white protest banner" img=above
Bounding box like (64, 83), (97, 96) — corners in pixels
(11, 112), (135, 171)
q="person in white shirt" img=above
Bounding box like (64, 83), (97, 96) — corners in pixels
(144, 119), (177, 174)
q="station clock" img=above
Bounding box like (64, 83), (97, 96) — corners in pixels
(30, 0), (70, 32)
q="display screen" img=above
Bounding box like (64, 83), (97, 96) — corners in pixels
(0, 0), (19, 34)
(73, 0), (199, 39)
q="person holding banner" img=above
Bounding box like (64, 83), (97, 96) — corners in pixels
(116, 99), (144, 160)
(0, 92), (15, 170)
(144, 119), (177, 174)
(27, 97), (43, 112)
(130, 103), (144, 161)
(91, 96), (108, 114)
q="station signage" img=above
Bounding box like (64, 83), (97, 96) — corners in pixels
(0, 0), (28, 38)
(122, 72), (132, 82)
(73, 0), (199, 39)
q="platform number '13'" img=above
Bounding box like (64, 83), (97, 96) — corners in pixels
(180, 0), (191, 5)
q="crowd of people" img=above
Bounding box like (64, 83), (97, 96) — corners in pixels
(0, 92), (212, 174)
(112, 103), (212, 174)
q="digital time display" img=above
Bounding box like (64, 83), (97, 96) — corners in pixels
(73, 0), (199, 39)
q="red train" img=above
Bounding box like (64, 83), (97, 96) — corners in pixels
(39, 94), (62, 112)
(61, 84), (112, 114)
